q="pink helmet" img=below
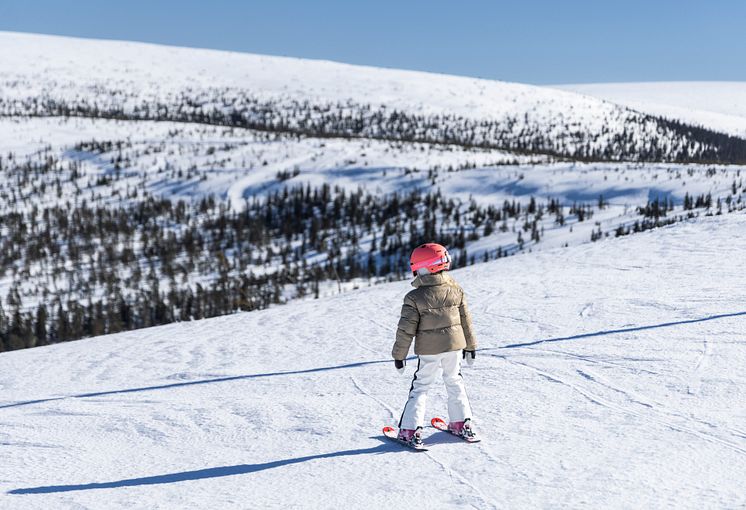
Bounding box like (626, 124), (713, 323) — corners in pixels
(409, 243), (451, 275)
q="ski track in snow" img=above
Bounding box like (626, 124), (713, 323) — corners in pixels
(351, 374), (499, 510)
(496, 353), (746, 457)
(1, 214), (746, 508)
(686, 337), (710, 396)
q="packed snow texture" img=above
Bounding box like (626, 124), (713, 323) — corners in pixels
(1, 213), (745, 509)
(557, 82), (746, 137)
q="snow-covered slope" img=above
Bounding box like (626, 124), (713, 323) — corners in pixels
(4, 32), (746, 355)
(2, 31), (745, 163)
(4, 113), (746, 338)
(2, 212), (745, 509)
(557, 82), (746, 138)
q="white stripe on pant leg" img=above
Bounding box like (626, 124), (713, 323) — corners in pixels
(398, 354), (442, 430)
(441, 350), (473, 423)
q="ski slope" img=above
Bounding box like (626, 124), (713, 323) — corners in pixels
(2, 212), (745, 509)
(558, 82), (746, 138)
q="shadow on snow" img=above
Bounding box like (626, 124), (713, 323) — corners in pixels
(9, 440), (399, 495)
(2, 311), (744, 410)
(0, 359), (391, 410)
(495, 310), (746, 349)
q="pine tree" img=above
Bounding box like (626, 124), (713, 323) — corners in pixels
(34, 305), (48, 346)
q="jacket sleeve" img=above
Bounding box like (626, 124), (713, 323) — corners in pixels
(459, 291), (477, 350)
(392, 294), (419, 360)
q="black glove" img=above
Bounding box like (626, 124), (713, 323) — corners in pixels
(463, 350), (476, 366)
(394, 359), (406, 374)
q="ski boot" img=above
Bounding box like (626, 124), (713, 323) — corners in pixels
(398, 426), (424, 447)
(448, 418), (477, 440)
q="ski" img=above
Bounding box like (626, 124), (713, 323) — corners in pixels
(431, 417), (481, 443)
(382, 426), (429, 451)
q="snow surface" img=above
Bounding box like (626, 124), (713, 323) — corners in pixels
(1, 212), (745, 509)
(557, 82), (746, 137)
(0, 31), (630, 122)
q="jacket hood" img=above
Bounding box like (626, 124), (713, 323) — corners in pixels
(412, 272), (453, 288)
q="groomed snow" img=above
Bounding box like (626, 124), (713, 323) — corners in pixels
(1, 211), (745, 509)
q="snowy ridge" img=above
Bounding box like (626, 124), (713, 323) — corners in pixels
(1, 213), (745, 508)
(2, 31), (746, 163)
(557, 82), (746, 138)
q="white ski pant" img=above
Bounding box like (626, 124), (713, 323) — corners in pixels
(398, 350), (473, 430)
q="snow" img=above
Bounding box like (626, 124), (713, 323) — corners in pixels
(0, 32), (732, 163)
(0, 117), (725, 207)
(1, 212), (745, 508)
(2, 116), (742, 217)
(556, 82), (746, 137)
(1, 31), (745, 507)
(0, 31), (622, 121)
(0, 116), (539, 205)
(3, 114), (746, 318)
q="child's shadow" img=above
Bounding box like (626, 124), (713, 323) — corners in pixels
(424, 429), (465, 445)
(9, 437), (401, 495)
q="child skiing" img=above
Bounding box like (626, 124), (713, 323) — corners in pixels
(391, 243), (477, 447)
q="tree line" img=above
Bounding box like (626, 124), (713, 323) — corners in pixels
(1, 160), (590, 351)
(4, 89), (746, 164)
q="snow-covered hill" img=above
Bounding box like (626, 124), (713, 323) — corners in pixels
(1, 212), (745, 509)
(2, 31), (745, 507)
(3, 33), (746, 353)
(557, 82), (746, 138)
(2, 31), (745, 163)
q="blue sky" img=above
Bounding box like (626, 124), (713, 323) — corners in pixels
(1, 0), (744, 84)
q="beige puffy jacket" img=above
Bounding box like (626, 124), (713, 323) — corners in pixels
(391, 272), (477, 360)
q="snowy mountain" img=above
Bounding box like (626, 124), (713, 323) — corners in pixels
(557, 82), (746, 138)
(3, 33), (746, 354)
(2, 31), (746, 163)
(1, 29), (745, 509)
(1, 212), (745, 508)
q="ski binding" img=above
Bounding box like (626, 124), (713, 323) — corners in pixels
(382, 426), (428, 451)
(431, 417), (481, 443)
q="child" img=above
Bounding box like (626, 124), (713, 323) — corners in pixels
(392, 243), (477, 446)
